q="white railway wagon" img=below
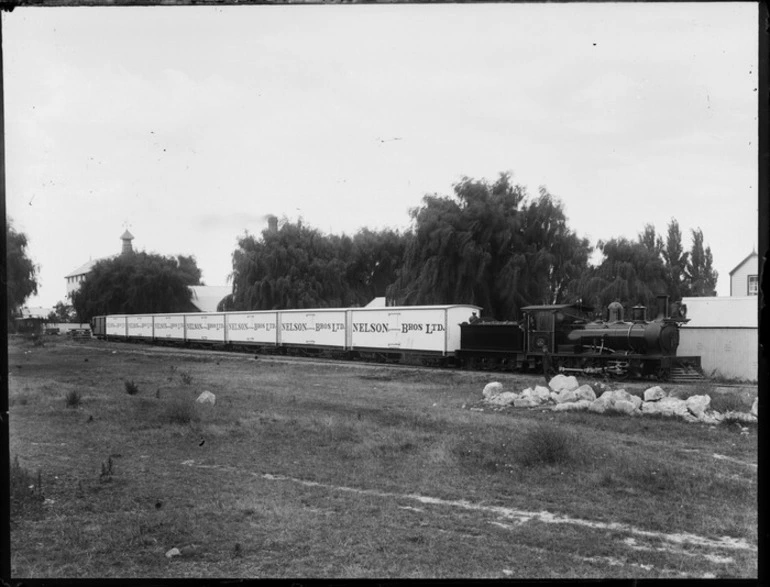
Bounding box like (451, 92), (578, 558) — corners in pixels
(127, 315), (154, 339)
(278, 309), (348, 349)
(185, 313), (226, 343)
(225, 311), (279, 345)
(106, 315), (128, 338)
(349, 304), (480, 355)
(153, 314), (186, 341)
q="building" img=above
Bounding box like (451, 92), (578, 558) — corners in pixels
(64, 229), (230, 312)
(65, 230), (134, 299)
(729, 250), (759, 296)
(677, 296), (757, 382)
(188, 286), (232, 313)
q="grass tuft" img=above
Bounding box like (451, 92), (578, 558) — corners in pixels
(124, 379), (139, 395)
(179, 371), (193, 385)
(65, 389), (82, 408)
(163, 398), (200, 424)
(516, 423), (589, 467)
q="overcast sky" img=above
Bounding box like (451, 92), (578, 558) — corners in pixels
(3, 3), (757, 309)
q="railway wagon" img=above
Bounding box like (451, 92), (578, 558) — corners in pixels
(92, 304), (482, 361)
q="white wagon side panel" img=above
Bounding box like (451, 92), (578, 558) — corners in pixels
(226, 312), (279, 344)
(106, 316), (127, 338)
(153, 314), (186, 340)
(350, 305), (479, 354)
(279, 310), (347, 348)
(127, 315), (154, 338)
(185, 313), (226, 343)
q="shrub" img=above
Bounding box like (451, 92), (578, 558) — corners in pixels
(179, 371), (193, 385)
(65, 389), (82, 408)
(163, 398), (200, 424)
(516, 423), (589, 467)
(710, 393), (749, 414)
(125, 380), (139, 395)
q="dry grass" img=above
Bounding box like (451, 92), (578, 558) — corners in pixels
(7, 337), (758, 579)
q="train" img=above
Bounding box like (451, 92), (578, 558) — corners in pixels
(91, 295), (702, 381)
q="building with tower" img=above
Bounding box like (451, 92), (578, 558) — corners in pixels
(65, 230), (134, 299)
(64, 229), (230, 312)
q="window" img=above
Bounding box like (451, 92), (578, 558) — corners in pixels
(748, 275), (758, 296)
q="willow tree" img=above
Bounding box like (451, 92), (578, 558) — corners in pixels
(577, 237), (668, 315)
(387, 173), (590, 320)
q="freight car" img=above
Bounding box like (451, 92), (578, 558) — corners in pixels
(92, 304), (482, 363)
(91, 297), (701, 381)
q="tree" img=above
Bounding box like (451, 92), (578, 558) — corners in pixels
(386, 173), (591, 319)
(47, 301), (77, 323)
(228, 219), (372, 310)
(685, 228), (718, 296)
(577, 237), (668, 316)
(638, 223), (663, 258)
(661, 219), (689, 299)
(71, 252), (203, 321)
(6, 220), (38, 320)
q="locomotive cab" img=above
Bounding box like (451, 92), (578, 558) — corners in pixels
(521, 304), (593, 354)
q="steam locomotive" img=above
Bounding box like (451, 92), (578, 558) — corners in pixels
(458, 295), (701, 380)
(91, 296), (701, 381)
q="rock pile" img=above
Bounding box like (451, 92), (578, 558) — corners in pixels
(480, 376), (757, 425)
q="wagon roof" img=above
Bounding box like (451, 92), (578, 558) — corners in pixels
(521, 303), (593, 312)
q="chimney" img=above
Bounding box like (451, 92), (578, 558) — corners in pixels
(120, 230), (135, 256)
(267, 215), (278, 233)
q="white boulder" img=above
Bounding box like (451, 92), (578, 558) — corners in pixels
(575, 384), (597, 402)
(555, 388), (579, 404)
(486, 391), (519, 406)
(699, 410), (725, 425)
(685, 395), (711, 418)
(612, 399), (640, 415)
(641, 396), (688, 417)
(533, 385), (552, 402)
(588, 397), (611, 414)
(552, 399), (592, 412)
(513, 397), (540, 408)
(548, 374), (579, 393)
(196, 391), (216, 405)
(643, 386), (667, 402)
(751, 398), (758, 418)
(482, 382), (504, 399)
(723, 411), (758, 424)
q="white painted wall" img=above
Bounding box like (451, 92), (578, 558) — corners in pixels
(729, 253), (758, 296)
(679, 296), (758, 381)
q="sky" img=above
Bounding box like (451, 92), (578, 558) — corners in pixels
(3, 3), (758, 309)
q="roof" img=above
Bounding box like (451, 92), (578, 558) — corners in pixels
(188, 286), (232, 313)
(121, 230), (134, 240)
(19, 306), (54, 319)
(65, 257), (111, 278)
(729, 250), (758, 276)
(521, 303), (593, 312)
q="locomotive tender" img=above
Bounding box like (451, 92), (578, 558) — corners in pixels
(91, 296), (701, 380)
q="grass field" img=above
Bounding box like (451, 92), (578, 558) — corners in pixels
(8, 335), (758, 578)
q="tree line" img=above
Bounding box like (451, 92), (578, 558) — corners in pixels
(6, 173), (719, 322)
